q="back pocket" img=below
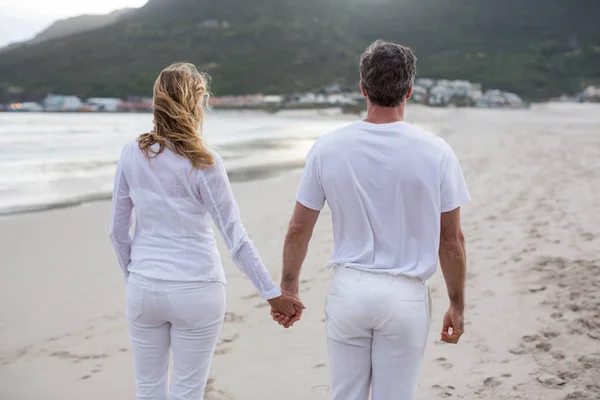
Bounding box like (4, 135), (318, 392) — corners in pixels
(125, 280), (144, 322)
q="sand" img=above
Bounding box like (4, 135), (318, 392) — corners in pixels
(1, 103), (599, 400)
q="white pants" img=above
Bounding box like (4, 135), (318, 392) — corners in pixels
(325, 267), (430, 400)
(126, 273), (226, 400)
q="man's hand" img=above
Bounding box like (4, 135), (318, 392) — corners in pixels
(271, 291), (304, 328)
(441, 305), (464, 344)
(267, 292), (305, 326)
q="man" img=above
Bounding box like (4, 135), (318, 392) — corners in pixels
(272, 40), (470, 400)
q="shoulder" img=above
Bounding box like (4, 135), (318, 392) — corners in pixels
(196, 148), (226, 179)
(311, 122), (360, 153)
(402, 123), (455, 159)
(117, 139), (139, 164)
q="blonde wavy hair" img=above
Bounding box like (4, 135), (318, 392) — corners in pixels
(138, 62), (214, 169)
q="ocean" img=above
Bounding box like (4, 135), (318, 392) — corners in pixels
(0, 111), (350, 215)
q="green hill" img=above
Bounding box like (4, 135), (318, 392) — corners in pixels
(1, 0), (599, 102)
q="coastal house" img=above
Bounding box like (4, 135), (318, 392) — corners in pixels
(325, 93), (357, 105)
(8, 102), (44, 111)
(475, 90), (524, 108)
(42, 94), (83, 111)
(263, 95), (283, 105)
(86, 97), (122, 112)
(578, 86), (599, 102)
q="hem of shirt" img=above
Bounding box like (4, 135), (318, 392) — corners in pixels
(296, 197), (324, 211)
(261, 286), (282, 300)
(441, 196), (471, 213)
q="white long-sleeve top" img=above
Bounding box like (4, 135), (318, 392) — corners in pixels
(108, 140), (281, 300)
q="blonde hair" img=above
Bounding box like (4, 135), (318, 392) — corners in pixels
(138, 62), (214, 169)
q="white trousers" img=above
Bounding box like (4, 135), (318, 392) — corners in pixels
(126, 273), (226, 400)
(325, 267), (430, 400)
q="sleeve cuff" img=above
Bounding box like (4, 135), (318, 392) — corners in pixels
(441, 196), (471, 213)
(297, 197), (324, 211)
(261, 286), (282, 300)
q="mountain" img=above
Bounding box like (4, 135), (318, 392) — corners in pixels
(0, 0), (599, 102)
(1, 8), (135, 53)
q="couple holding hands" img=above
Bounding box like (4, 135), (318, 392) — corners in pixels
(110, 40), (469, 400)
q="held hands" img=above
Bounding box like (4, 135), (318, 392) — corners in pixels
(267, 290), (305, 329)
(441, 305), (464, 344)
(269, 290), (304, 329)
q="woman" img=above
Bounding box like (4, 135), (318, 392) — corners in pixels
(108, 62), (301, 400)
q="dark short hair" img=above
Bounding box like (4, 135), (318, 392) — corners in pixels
(359, 40), (417, 107)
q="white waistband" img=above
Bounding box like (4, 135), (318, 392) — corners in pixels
(128, 272), (223, 291)
(332, 266), (425, 286)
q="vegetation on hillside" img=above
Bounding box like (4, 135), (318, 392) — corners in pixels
(0, 0), (598, 102)
(0, 8), (134, 53)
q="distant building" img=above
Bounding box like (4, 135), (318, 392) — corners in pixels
(578, 86), (599, 103)
(411, 86), (428, 103)
(475, 90), (524, 108)
(42, 94), (83, 111)
(326, 93), (357, 105)
(208, 94), (264, 107)
(263, 95), (283, 105)
(8, 102), (43, 111)
(87, 97), (122, 112)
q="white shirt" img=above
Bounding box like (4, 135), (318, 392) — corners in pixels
(109, 140), (281, 300)
(297, 120), (470, 280)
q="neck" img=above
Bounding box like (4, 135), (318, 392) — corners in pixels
(363, 102), (405, 124)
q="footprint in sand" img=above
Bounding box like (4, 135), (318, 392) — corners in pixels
(528, 285), (547, 293)
(558, 371), (578, 381)
(483, 377), (502, 388)
(224, 312), (244, 323)
(220, 334), (239, 344)
(214, 348), (231, 355)
(522, 334), (540, 343)
(214, 335), (239, 355)
(578, 354), (600, 369)
(434, 357), (454, 370)
(535, 342), (552, 352)
(431, 384), (455, 398)
(542, 330), (560, 339)
(475, 344), (489, 352)
(536, 373), (566, 388)
(564, 391), (593, 399)
(311, 385), (329, 394)
(508, 345), (528, 355)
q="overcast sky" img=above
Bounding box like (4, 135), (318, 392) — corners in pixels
(0, 0), (148, 47)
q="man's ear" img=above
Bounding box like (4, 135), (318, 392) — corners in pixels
(405, 85), (413, 101)
(360, 81), (368, 99)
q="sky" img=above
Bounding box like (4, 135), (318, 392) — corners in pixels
(0, 0), (149, 47)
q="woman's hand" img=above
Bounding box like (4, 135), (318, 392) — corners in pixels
(269, 291), (304, 328)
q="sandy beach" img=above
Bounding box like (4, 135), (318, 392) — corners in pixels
(1, 103), (599, 400)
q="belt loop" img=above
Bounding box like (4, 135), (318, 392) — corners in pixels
(388, 274), (394, 284)
(355, 270), (362, 282)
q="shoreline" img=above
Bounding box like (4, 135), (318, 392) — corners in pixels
(0, 161), (307, 217)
